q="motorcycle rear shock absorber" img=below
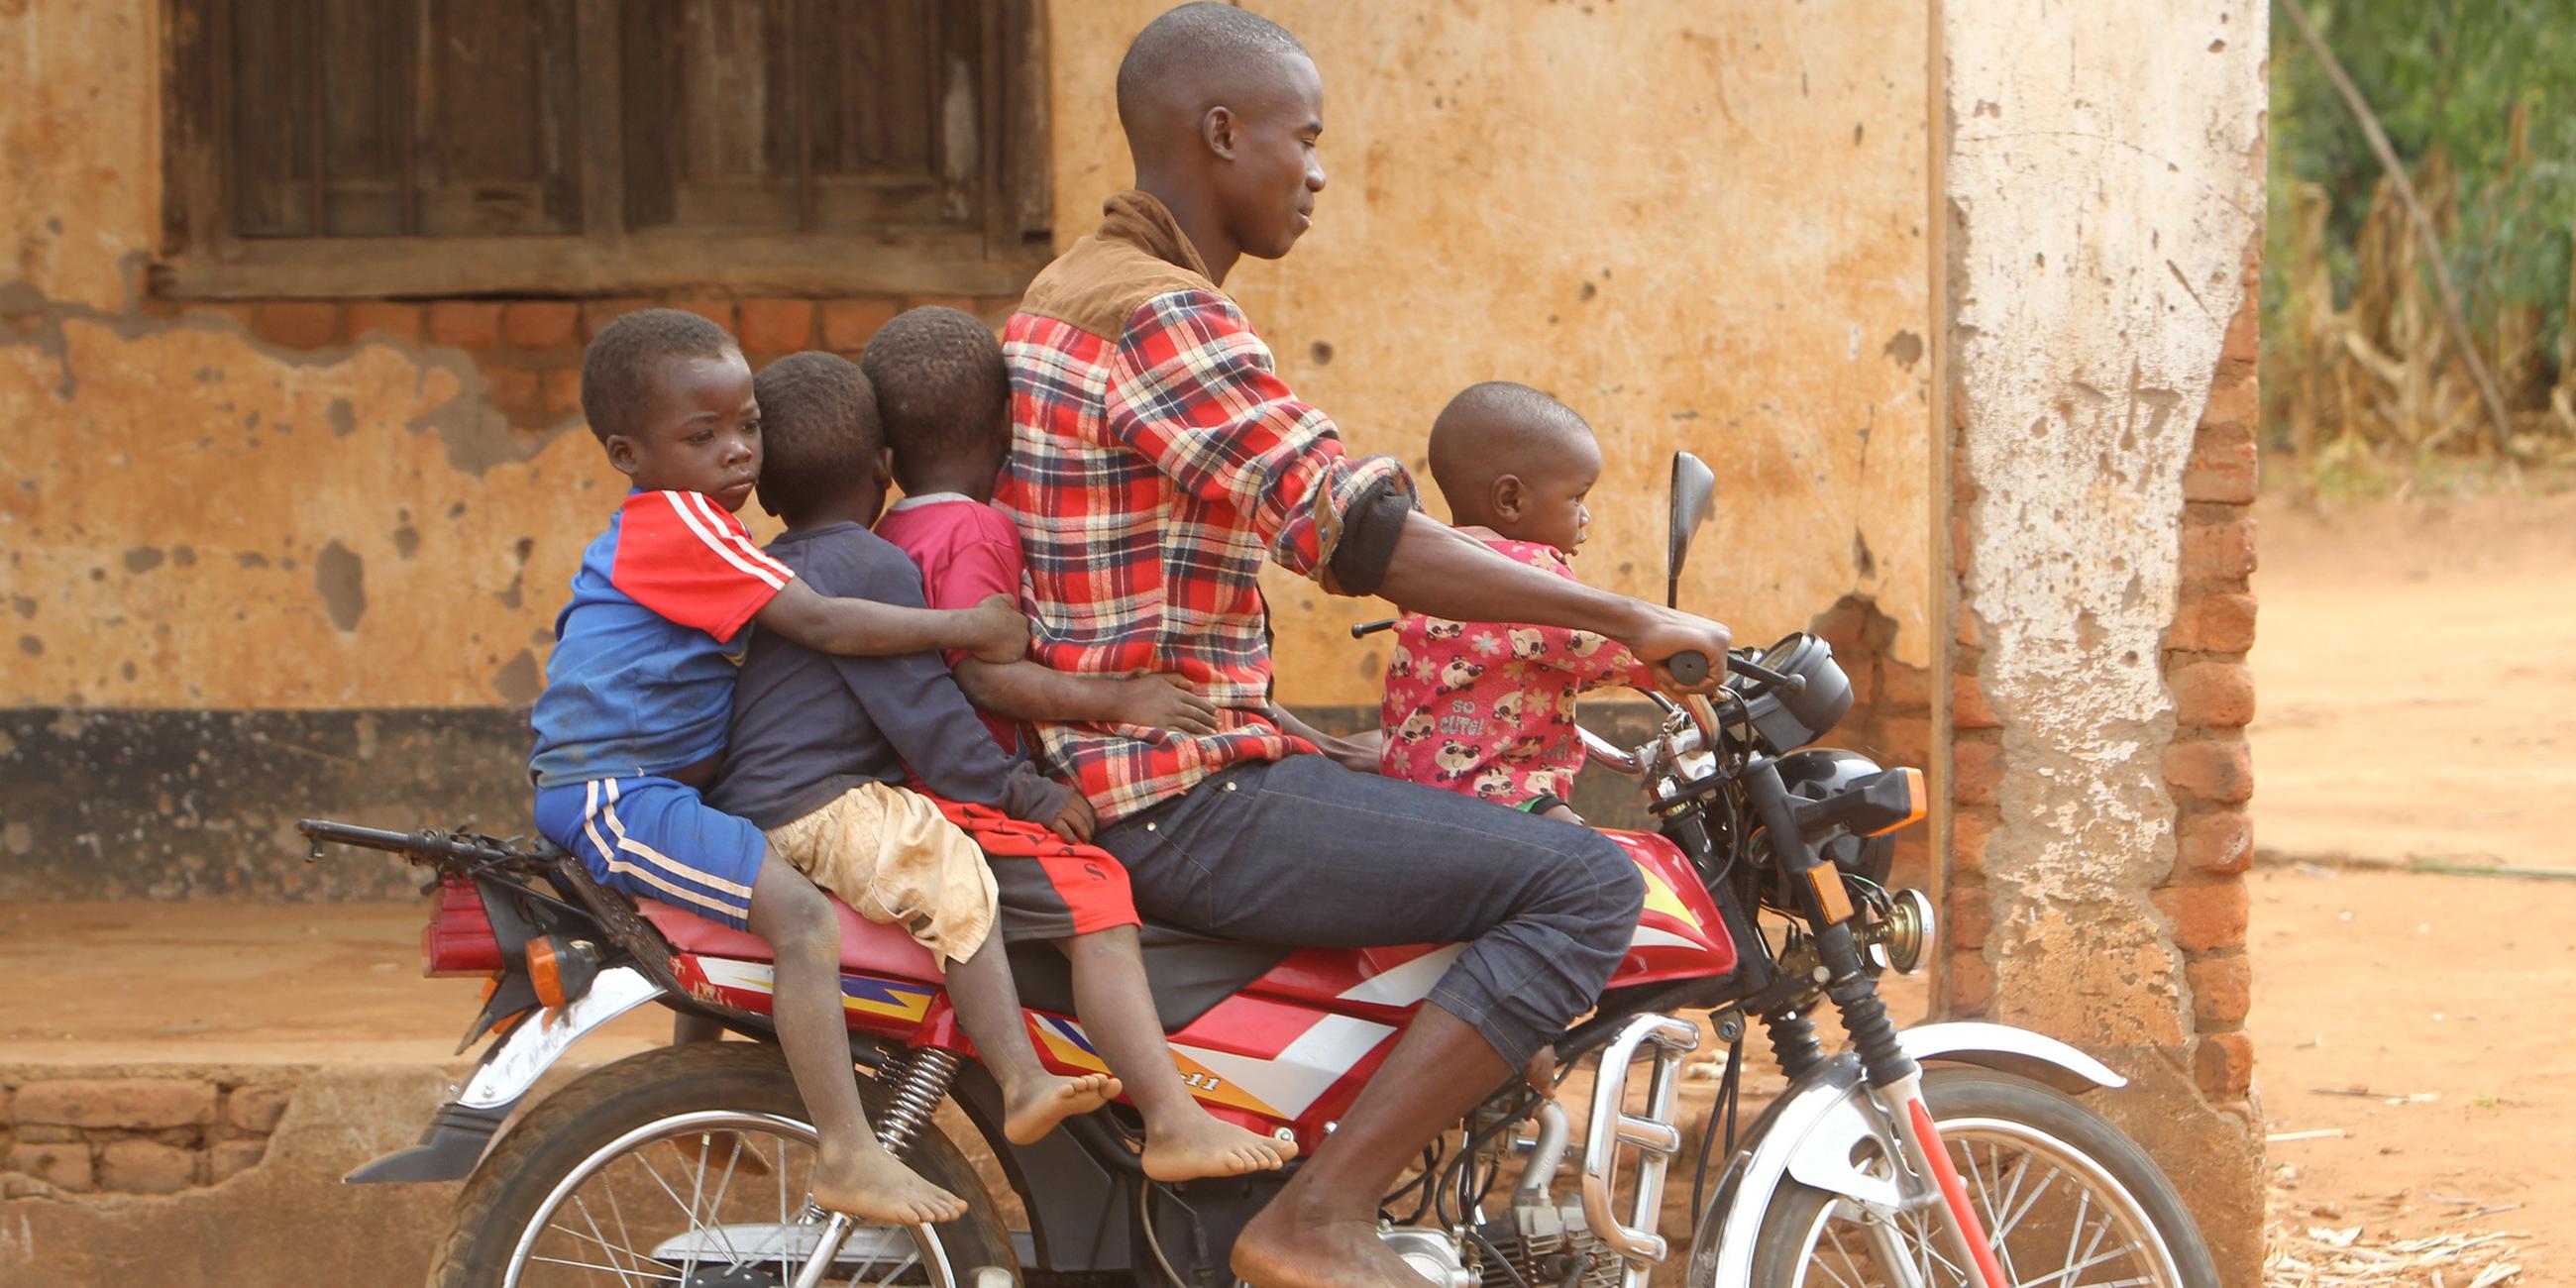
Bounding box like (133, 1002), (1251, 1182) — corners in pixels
(873, 1046), (964, 1160)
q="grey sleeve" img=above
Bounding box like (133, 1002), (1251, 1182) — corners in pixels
(813, 542), (1069, 824)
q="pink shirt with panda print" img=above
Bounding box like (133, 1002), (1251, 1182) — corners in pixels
(1377, 535), (1657, 808)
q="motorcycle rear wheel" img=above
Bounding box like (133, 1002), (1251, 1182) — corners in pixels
(426, 1041), (1017, 1288)
(1747, 1067), (2216, 1287)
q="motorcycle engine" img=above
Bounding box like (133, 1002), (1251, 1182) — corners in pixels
(1473, 1202), (1621, 1288)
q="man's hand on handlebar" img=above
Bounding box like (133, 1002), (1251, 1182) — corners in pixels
(1616, 605), (1734, 696)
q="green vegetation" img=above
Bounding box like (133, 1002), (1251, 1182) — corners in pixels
(2265, 0), (2576, 484)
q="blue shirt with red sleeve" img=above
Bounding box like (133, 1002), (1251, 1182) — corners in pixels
(528, 489), (798, 789)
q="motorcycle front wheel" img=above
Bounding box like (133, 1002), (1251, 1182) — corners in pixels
(1748, 1067), (2217, 1287)
(427, 1041), (1017, 1288)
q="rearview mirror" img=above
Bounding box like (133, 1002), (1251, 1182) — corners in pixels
(1667, 451), (1717, 607)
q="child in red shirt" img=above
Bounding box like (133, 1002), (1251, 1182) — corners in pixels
(865, 306), (1292, 1181)
(1379, 382), (1655, 822)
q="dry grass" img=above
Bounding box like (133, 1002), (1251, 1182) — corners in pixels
(2266, 1181), (2528, 1286)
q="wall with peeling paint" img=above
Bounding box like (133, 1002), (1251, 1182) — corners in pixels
(1046, 1), (1937, 706)
(1940, 0), (2267, 1278)
(4, 0), (1934, 897)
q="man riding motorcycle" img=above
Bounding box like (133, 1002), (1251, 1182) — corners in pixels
(994, 9), (1732, 1286)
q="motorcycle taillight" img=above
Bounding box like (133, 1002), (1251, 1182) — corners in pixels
(422, 874), (505, 977)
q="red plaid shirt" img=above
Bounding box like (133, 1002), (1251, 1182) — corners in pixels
(998, 192), (1413, 822)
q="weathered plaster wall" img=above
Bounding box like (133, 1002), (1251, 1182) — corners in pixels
(2, 0), (159, 316)
(7, 0), (1940, 896)
(1046, 1), (1937, 708)
(1939, 2), (2267, 1279)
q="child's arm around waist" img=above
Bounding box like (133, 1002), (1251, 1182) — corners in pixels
(954, 661), (1218, 735)
(757, 580), (1026, 664)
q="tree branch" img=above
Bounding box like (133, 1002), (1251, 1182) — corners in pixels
(2279, 0), (2520, 459)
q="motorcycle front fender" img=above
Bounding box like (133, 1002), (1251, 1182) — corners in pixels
(1686, 1021), (2125, 1286)
(347, 965), (663, 1183)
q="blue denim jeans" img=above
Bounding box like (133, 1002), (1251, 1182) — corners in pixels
(1091, 754), (1645, 1072)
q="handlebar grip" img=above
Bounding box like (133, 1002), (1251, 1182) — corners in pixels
(1664, 650), (1710, 686)
(1349, 618), (1398, 639)
(296, 818), (421, 854)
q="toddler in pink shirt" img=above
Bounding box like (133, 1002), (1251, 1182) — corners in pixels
(1379, 382), (1654, 822)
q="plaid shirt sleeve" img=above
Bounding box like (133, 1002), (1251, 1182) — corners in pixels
(1105, 289), (1414, 582)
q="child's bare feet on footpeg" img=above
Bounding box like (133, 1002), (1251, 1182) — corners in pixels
(810, 1136), (969, 1226)
(1002, 1072), (1122, 1145)
(1141, 1113), (1299, 1182)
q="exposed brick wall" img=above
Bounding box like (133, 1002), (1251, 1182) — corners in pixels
(1939, 265), (2262, 1102)
(137, 292), (1028, 434)
(0, 1076), (293, 1196)
(1808, 595), (1938, 890)
(1944, 397), (2002, 1017)
(2161, 259), (2261, 1104)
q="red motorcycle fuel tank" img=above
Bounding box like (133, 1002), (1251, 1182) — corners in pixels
(1240, 826), (1737, 1016)
(1600, 826), (1739, 986)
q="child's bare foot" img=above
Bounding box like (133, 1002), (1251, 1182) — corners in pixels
(1141, 1113), (1299, 1182)
(1002, 1072), (1122, 1145)
(809, 1136), (969, 1226)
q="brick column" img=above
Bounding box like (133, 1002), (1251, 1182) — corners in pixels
(1934, 3), (2268, 1281)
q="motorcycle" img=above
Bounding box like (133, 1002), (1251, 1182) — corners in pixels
(305, 451), (2215, 1287)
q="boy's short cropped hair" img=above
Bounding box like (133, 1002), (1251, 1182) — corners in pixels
(859, 307), (1009, 481)
(580, 308), (739, 443)
(752, 352), (882, 522)
(1426, 380), (1592, 503)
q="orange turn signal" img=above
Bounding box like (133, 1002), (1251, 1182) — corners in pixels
(528, 936), (569, 1010)
(1862, 767), (1928, 837)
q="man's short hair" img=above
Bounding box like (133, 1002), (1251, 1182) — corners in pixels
(858, 307), (1009, 482)
(1427, 380), (1595, 505)
(579, 308), (738, 443)
(752, 352), (880, 522)
(1116, 3), (1309, 141)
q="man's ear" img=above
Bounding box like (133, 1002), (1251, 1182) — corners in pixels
(1202, 104), (1238, 161)
(603, 434), (643, 480)
(1490, 474), (1526, 522)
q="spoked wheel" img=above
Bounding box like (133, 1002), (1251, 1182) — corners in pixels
(1750, 1068), (2216, 1288)
(428, 1042), (1016, 1288)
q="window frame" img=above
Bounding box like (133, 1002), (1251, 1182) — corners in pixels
(155, 0), (1052, 300)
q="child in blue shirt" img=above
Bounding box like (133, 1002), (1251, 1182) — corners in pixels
(527, 308), (1026, 1225)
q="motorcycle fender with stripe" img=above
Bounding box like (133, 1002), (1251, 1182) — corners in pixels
(1686, 1022), (2126, 1286)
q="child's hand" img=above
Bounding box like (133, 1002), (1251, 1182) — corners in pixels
(1047, 791), (1098, 844)
(965, 594), (1029, 664)
(1311, 725), (1385, 775)
(1112, 674), (1221, 736)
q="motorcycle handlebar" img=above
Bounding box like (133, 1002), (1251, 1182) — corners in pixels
(297, 818), (525, 868)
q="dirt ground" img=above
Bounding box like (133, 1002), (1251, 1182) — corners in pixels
(2247, 487), (2576, 1285)
(2251, 488), (2576, 871)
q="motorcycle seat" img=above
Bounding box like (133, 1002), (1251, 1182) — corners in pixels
(635, 893), (1293, 1032)
(636, 894), (940, 978)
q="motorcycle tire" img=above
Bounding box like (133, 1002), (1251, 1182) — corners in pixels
(425, 1040), (1018, 1287)
(1745, 1066), (2218, 1287)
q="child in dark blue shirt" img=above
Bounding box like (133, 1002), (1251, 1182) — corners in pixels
(528, 309), (1026, 1225)
(713, 347), (1296, 1183)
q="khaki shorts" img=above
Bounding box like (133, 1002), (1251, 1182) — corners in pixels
(763, 782), (997, 966)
